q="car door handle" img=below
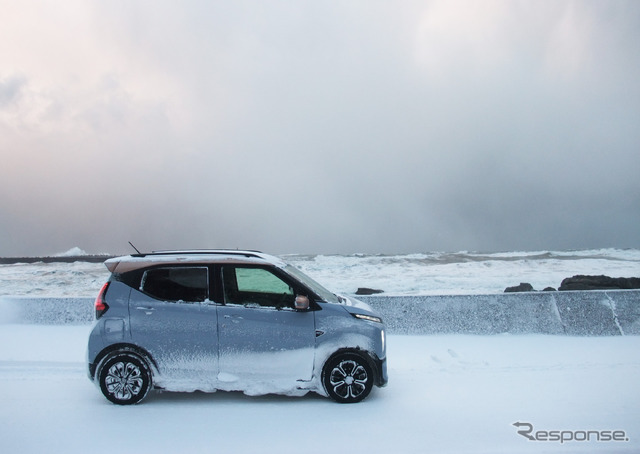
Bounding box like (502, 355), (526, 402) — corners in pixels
(135, 306), (155, 315)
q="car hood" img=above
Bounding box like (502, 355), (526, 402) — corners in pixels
(339, 295), (378, 316)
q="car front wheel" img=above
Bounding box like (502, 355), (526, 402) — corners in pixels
(323, 352), (374, 403)
(98, 352), (152, 405)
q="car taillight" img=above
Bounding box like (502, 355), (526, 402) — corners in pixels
(95, 282), (110, 319)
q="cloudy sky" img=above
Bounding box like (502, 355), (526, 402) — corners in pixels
(1, 0), (639, 256)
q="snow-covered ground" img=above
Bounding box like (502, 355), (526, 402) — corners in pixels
(0, 325), (638, 453)
(1, 248), (639, 452)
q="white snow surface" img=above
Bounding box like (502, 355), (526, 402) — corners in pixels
(0, 325), (638, 453)
(1, 248), (639, 452)
(1, 248), (639, 297)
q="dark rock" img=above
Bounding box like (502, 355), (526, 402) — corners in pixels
(559, 275), (640, 291)
(355, 287), (384, 295)
(542, 287), (557, 292)
(504, 283), (534, 293)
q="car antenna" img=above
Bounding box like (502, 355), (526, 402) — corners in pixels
(128, 241), (142, 254)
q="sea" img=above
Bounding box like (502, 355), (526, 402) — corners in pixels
(1, 248), (639, 297)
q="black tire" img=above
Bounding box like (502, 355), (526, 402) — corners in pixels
(98, 352), (152, 405)
(322, 352), (374, 403)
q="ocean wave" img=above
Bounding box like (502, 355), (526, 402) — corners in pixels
(2, 248), (639, 297)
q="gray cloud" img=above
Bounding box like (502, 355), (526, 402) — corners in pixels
(0, 0), (638, 256)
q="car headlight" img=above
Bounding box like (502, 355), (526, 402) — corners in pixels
(352, 313), (383, 323)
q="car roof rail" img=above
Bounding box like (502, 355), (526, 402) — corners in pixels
(132, 249), (265, 259)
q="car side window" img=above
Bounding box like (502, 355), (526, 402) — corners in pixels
(140, 267), (208, 302)
(222, 266), (294, 309)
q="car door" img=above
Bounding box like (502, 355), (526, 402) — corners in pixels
(128, 266), (219, 388)
(217, 265), (316, 389)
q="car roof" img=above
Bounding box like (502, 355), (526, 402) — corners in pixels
(104, 250), (286, 274)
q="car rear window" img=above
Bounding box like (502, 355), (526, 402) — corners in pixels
(140, 266), (208, 302)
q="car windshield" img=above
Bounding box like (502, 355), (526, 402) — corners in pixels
(283, 265), (341, 304)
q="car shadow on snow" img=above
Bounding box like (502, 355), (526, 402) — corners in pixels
(141, 389), (330, 405)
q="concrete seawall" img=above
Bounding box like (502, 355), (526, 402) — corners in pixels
(0, 297), (95, 325)
(1, 290), (639, 335)
(359, 290), (640, 335)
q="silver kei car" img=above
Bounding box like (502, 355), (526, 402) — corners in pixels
(87, 250), (387, 404)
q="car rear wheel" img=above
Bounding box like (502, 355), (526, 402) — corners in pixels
(98, 352), (152, 405)
(323, 352), (374, 403)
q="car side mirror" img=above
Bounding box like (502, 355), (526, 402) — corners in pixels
(294, 295), (310, 311)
